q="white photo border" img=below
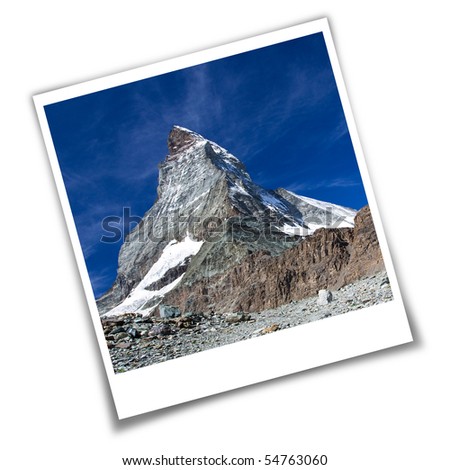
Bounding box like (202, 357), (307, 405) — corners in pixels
(34, 18), (412, 420)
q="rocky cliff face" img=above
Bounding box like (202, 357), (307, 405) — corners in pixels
(97, 126), (381, 318)
(165, 204), (384, 314)
(333, 205), (385, 287)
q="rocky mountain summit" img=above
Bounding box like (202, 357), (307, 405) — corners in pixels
(97, 125), (388, 325)
(98, 126), (307, 315)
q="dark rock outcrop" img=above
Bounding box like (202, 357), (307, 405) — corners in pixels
(333, 205), (385, 287)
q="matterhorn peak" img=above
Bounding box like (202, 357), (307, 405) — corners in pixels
(93, 124), (388, 375)
(167, 125), (205, 156)
(97, 126), (362, 319)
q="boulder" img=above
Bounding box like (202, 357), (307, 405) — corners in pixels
(126, 327), (140, 338)
(318, 289), (332, 305)
(149, 323), (173, 337)
(224, 312), (251, 323)
(158, 304), (181, 319)
(262, 324), (279, 334)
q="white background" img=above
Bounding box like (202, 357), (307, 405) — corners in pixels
(1, 1), (448, 469)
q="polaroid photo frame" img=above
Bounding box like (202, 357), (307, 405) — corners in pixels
(34, 18), (412, 419)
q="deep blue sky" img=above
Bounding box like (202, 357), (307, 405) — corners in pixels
(45, 32), (367, 298)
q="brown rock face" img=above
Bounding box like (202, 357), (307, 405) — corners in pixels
(334, 205), (385, 287)
(164, 205), (385, 314)
(167, 126), (200, 156)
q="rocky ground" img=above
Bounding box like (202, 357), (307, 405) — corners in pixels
(102, 270), (393, 373)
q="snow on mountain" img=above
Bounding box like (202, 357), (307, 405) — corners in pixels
(292, 192), (356, 225)
(102, 235), (203, 317)
(275, 188), (357, 235)
(278, 223), (311, 237)
(202, 139), (306, 228)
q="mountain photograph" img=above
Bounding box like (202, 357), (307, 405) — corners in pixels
(43, 31), (393, 374)
(96, 126), (392, 372)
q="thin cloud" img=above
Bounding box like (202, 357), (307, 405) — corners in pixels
(286, 177), (360, 193)
(89, 267), (115, 298)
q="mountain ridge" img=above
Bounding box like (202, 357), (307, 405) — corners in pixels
(97, 126), (371, 317)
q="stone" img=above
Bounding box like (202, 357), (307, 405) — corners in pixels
(111, 326), (126, 335)
(158, 304), (181, 319)
(175, 317), (193, 329)
(114, 332), (129, 341)
(251, 327), (265, 336)
(116, 342), (131, 349)
(127, 327), (140, 338)
(261, 324), (279, 334)
(102, 318), (124, 327)
(224, 312), (251, 323)
(149, 323), (173, 337)
(318, 290), (332, 305)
